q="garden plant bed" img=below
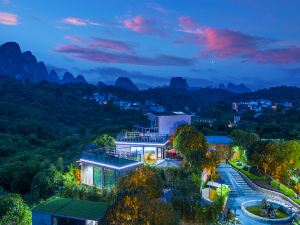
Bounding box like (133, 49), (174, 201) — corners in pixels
(246, 205), (289, 219)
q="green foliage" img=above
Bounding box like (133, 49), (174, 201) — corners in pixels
(61, 184), (115, 202)
(31, 165), (64, 200)
(0, 193), (31, 225)
(216, 185), (230, 197)
(92, 134), (115, 148)
(174, 125), (208, 170)
(270, 180), (296, 197)
(230, 129), (260, 149)
(0, 77), (146, 201)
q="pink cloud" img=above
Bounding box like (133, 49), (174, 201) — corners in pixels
(65, 36), (86, 44)
(178, 16), (300, 64)
(123, 15), (165, 36)
(63, 17), (87, 26)
(89, 37), (135, 54)
(53, 44), (195, 66)
(123, 15), (145, 32)
(178, 16), (202, 34)
(64, 36), (135, 54)
(0, 12), (17, 25)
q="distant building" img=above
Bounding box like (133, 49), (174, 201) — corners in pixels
(32, 197), (108, 225)
(192, 116), (217, 126)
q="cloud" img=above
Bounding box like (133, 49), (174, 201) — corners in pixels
(2, 0), (10, 5)
(146, 3), (168, 14)
(63, 17), (87, 26)
(123, 15), (165, 36)
(0, 12), (17, 25)
(65, 36), (86, 44)
(53, 44), (195, 66)
(64, 36), (136, 54)
(63, 17), (119, 28)
(178, 16), (300, 64)
(178, 16), (202, 34)
(89, 37), (136, 54)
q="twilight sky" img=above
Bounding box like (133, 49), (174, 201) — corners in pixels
(1, 0), (300, 89)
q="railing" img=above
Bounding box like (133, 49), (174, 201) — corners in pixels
(116, 132), (168, 143)
(81, 148), (134, 162)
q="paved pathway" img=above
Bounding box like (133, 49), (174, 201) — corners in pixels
(217, 163), (295, 225)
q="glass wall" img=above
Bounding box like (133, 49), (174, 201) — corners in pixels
(130, 147), (143, 161)
(144, 147), (156, 164)
(157, 147), (162, 160)
(93, 166), (102, 188)
(104, 168), (115, 188)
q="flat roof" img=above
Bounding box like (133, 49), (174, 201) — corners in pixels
(32, 197), (108, 220)
(205, 136), (233, 144)
(81, 151), (143, 170)
(145, 111), (190, 116)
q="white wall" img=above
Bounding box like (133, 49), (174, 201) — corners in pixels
(158, 115), (191, 136)
(81, 163), (93, 186)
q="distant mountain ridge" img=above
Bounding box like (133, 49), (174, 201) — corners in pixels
(169, 77), (189, 89)
(114, 77), (138, 91)
(0, 42), (87, 84)
(219, 82), (251, 93)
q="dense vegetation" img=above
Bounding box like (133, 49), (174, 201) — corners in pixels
(101, 85), (234, 111)
(0, 77), (146, 202)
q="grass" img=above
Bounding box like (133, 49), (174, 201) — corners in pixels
(229, 161), (265, 180)
(246, 205), (289, 219)
(293, 198), (300, 205)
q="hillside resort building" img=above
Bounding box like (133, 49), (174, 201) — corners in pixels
(79, 112), (233, 189)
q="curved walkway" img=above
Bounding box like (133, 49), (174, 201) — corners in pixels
(217, 163), (296, 225)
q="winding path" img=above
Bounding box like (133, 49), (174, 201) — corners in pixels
(217, 163), (296, 225)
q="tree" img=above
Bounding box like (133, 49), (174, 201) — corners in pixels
(102, 191), (178, 225)
(31, 165), (63, 200)
(174, 125), (208, 195)
(0, 193), (31, 225)
(205, 150), (221, 180)
(279, 140), (300, 184)
(117, 166), (163, 199)
(230, 129), (260, 149)
(92, 134), (115, 148)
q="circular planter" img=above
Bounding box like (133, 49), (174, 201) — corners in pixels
(241, 200), (294, 223)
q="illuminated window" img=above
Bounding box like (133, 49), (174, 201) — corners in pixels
(93, 167), (103, 188)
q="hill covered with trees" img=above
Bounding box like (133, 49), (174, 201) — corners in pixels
(0, 77), (146, 201)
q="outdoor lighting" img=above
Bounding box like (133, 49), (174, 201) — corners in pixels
(79, 159), (143, 170)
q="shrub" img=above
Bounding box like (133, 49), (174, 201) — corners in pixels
(242, 165), (250, 171)
(279, 184), (295, 197)
(270, 180), (296, 198)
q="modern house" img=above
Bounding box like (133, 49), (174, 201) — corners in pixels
(115, 112), (192, 164)
(79, 149), (143, 189)
(145, 112), (192, 135)
(32, 197), (108, 225)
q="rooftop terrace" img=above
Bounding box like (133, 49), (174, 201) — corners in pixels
(32, 197), (108, 220)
